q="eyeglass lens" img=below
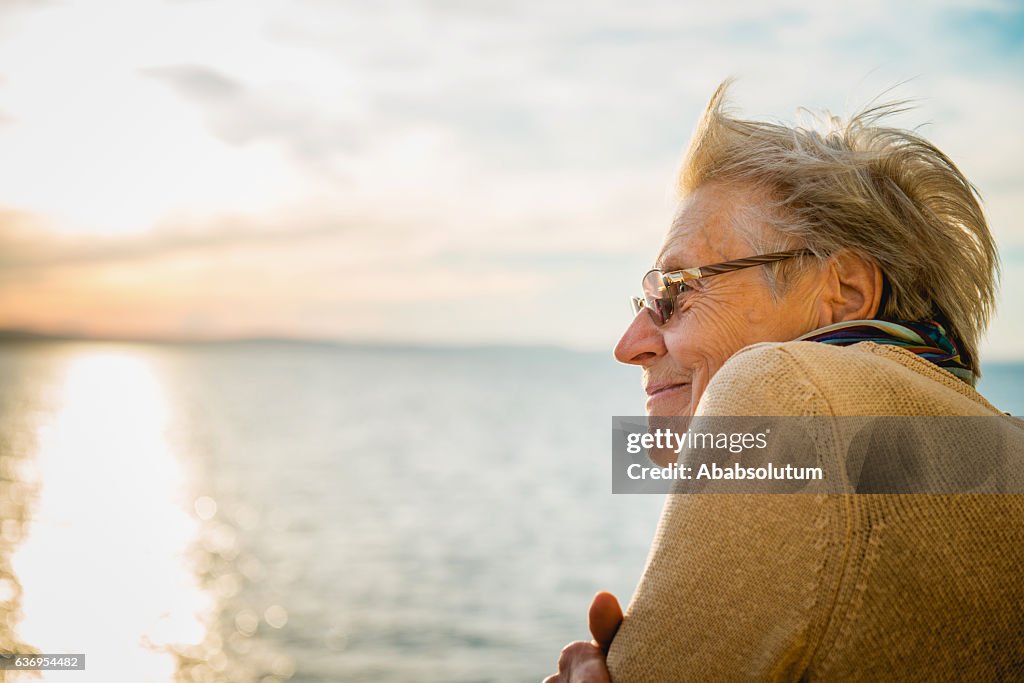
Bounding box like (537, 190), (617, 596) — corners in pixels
(641, 270), (676, 325)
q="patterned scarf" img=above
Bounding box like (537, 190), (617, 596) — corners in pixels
(796, 319), (975, 385)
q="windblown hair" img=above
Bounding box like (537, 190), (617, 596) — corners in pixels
(679, 80), (999, 379)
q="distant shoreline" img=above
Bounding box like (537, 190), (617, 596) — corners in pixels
(1, 329), (1021, 365)
(0, 328), (600, 356)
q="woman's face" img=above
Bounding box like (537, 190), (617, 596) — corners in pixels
(614, 183), (825, 417)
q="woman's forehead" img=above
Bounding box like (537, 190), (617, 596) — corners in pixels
(657, 218), (741, 270)
(657, 184), (767, 269)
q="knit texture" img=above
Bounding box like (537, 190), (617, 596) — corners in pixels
(605, 341), (1024, 682)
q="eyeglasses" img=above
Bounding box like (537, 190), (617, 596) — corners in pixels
(631, 249), (814, 326)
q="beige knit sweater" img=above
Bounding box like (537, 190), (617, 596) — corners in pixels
(606, 341), (1024, 682)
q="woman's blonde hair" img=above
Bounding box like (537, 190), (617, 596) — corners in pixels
(680, 81), (999, 379)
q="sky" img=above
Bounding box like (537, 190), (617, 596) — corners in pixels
(0, 0), (1022, 357)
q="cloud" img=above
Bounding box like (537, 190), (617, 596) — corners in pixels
(0, 0), (54, 15)
(144, 64), (243, 100)
(0, 0), (56, 39)
(132, 1), (1024, 189)
(0, 205), (358, 272)
(143, 64), (361, 167)
(1, 0), (1021, 354)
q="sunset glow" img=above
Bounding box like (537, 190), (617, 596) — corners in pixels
(1, 0), (1021, 355)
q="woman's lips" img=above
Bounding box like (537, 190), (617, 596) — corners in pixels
(644, 382), (691, 410)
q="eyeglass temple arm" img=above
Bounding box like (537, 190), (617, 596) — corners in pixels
(662, 249), (813, 285)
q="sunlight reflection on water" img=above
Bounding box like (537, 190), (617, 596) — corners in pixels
(6, 341), (647, 683)
(0, 345), (333, 682)
(9, 350), (210, 681)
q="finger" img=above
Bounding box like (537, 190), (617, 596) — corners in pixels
(588, 591), (623, 653)
(558, 640), (597, 670)
(541, 675), (560, 683)
(558, 641), (612, 683)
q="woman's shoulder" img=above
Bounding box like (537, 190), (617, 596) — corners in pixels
(697, 340), (1002, 417)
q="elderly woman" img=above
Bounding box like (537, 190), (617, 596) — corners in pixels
(544, 84), (1023, 682)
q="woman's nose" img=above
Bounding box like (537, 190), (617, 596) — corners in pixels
(614, 309), (666, 366)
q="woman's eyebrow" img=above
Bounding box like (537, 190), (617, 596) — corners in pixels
(656, 254), (690, 271)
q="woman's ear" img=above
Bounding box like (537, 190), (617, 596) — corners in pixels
(816, 250), (884, 326)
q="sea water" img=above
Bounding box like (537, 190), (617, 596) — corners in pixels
(0, 341), (1019, 682)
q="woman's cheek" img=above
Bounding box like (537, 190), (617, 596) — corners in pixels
(689, 305), (751, 360)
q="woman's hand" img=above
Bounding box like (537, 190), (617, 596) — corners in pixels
(542, 592), (623, 683)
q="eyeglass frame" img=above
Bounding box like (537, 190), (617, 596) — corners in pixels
(631, 248), (816, 325)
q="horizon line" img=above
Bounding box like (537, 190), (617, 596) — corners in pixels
(0, 327), (607, 355)
(1, 327), (1021, 363)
